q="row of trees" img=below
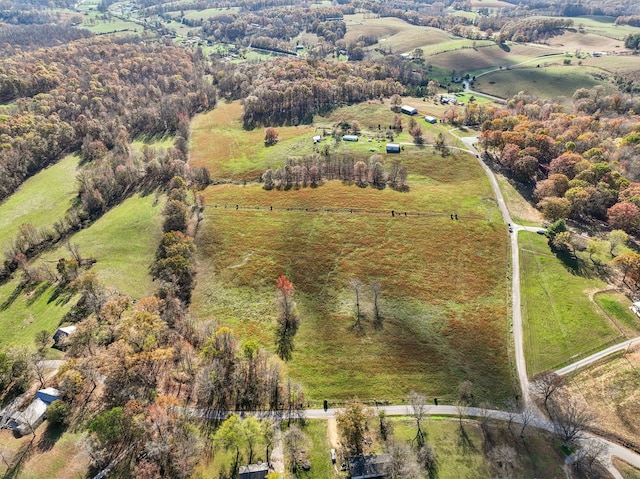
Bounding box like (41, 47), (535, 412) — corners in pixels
(262, 154), (408, 191)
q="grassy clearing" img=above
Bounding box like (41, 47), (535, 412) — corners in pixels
(81, 13), (141, 34)
(582, 54), (640, 78)
(390, 416), (567, 479)
(40, 194), (164, 299)
(534, 15), (640, 42)
(297, 420), (339, 479)
(594, 291), (640, 335)
(473, 64), (615, 103)
(0, 278), (74, 349)
(0, 154), (79, 254)
(495, 173), (543, 226)
(519, 232), (623, 375)
(193, 172), (513, 403)
(613, 458), (640, 479)
(565, 344), (640, 447)
(545, 30), (629, 53)
(428, 43), (561, 76)
(0, 429), (88, 479)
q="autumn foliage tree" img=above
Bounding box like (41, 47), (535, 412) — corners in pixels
(274, 275), (300, 361)
(264, 127), (279, 146)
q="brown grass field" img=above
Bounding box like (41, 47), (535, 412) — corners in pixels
(189, 101), (515, 403)
(565, 344), (640, 447)
(613, 458), (640, 478)
(582, 54), (640, 78)
(545, 30), (628, 53)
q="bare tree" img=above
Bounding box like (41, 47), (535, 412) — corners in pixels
(417, 443), (438, 479)
(573, 438), (608, 477)
(488, 445), (517, 479)
(371, 280), (382, 327)
(519, 404), (535, 438)
(349, 278), (364, 332)
(386, 441), (420, 479)
(531, 370), (565, 414)
(409, 391), (428, 447)
(283, 425), (310, 474)
(548, 396), (595, 447)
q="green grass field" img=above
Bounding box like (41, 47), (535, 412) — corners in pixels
(0, 279), (74, 349)
(190, 101), (515, 404)
(40, 193), (164, 299)
(0, 154), (79, 254)
(473, 64), (615, 102)
(519, 232), (624, 375)
(594, 291), (639, 334)
(391, 416), (567, 479)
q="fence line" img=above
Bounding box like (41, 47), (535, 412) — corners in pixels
(211, 204), (485, 220)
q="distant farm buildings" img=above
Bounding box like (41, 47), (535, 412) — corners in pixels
(342, 135), (359, 142)
(400, 105), (418, 115)
(386, 143), (401, 153)
(4, 388), (62, 437)
(424, 115), (437, 124)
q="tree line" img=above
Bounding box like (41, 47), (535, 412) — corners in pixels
(262, 153), (409, 191)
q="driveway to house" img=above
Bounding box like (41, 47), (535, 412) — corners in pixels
(555, 336), (640, 376)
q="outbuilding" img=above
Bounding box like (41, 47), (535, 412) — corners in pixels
(386, 143), (401, 153)
(238, 463), (270, 479)
(400, 105), (418, 115)
(342, 135), (359, 142)
(347, 454), (391, 479)
(424, 115), (437, 124)
(53, 325), (77, 349)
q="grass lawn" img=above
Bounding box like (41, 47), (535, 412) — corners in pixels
(495, 174), (543, 226)
(296, 420), (339, 479)
(594, 291), (640, 335)
(0, 279), (74, 349)
(40, 193), (164, 299)
(565, 343), (640, 447)
(519, 231), (623, 375)
(390, 416), (567, 479)
(0, 154), (79, 254)
(473, 64), (615, 103)
(0, 428), (88, 479)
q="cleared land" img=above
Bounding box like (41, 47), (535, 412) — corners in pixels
(190, 102), (514, 404)
(0, 154), (79, 253)
(427, 43), (561, 76)
(40, 194), (164, 299)
(519, 232), (626, 375)
(495, 174), (543, 226)
(391, 417), (568, 478)
(545, 30), (628, 53)
(566, 343), (640, 447)
(473, 64), (615, 102)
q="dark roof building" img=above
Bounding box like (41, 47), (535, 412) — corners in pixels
(238, 463), (269, 479)
(386, 143), (400, 153)
(347, 454), (391, 479)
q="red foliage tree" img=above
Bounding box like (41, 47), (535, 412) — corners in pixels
(608, 202), (640, 233)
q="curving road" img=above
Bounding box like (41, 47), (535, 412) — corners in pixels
(555, 336), (640, 376)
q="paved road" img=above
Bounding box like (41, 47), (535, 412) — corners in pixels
(555, 336), (640, 376)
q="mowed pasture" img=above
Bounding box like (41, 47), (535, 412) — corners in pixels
(565, 344), (640, 447)
(427, 43), (562, 76)
(40, 194), (164, 299)
(190, 102), (514, 403)
(545, 30), (629, 53)
(519, 232), (626, 375)
(344, 15), (479, 55)
(472, 64), (614, 102)
(0, 154), (79, 254)
(582, 54), (640, 79)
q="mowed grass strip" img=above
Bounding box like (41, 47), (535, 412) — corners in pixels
(41, 194), (164, 299)
(519, 231), (622, 375)
(473, 64), (614, 103)
(194, 181), (512, 403)
(0, 154), (79, 253)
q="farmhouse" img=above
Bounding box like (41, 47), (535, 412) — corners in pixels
(238, 463), (270, 479)
(343, 135), (359, 142)
(400, 105), (418, 115)
(347, 454), (391, 479)
(424, 115), (437, 124)
(53, 325), (77, 349)
(386, 143), (401, 153)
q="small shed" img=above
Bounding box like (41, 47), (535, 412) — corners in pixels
(313, 135), (322, 143)
(7, 398), (48, 437)
(342, 135), (359, 142)
(53, 325), (77, 348)
(386, 143), (400, 153)
(630, 301), (640, 317)
(400, 105), (418, 115)
(348, 454), (391, 479)
(238, 463), (269, 479)
(424, 115), (437, 124)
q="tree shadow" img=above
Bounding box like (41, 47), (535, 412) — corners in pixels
(0, 282), (25, 310)
(457, 424), (477, 454)
(36, 423), (64, 453)
(25, 282), (51, 307)
(2, 439), (34, 479)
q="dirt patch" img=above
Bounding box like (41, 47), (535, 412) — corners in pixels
(327, 417), (339, 449)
